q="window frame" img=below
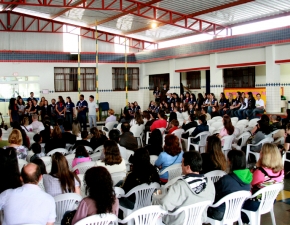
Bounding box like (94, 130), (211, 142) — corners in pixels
(186, 71), (201, 89)
(223, 67), (255, 88)
(149, 73), (170, 90)
(112, 67), (139, 91)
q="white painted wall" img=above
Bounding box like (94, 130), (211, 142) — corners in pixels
(255, 65), (266, 85)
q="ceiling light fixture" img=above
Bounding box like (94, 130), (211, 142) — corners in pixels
(151, 21), (157, 29)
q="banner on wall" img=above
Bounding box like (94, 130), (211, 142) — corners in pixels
(224, 87), (284, 103)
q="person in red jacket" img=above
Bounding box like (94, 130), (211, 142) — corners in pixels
(150, 110), (167, 131)
(168, 119), (179, 134)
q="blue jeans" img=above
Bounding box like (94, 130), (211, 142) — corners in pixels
(236, 109), (246, 120)
(88, 115), (96, 128)
(245, 109), (253, 119)
(249, 108), (265, 119)
(207, 106), (212, 114)
(241, 199), (260, 223)
(78, 114), (87, 131)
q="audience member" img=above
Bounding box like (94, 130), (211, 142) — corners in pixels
(72, 167), (119, 224)
(119, 148), (160, 209)
(207, 150), (252, 221)
(156, 151), (215, 225)
(0, 128), (8, 148)
(0, 147), (22, 193)
(119, 122), (138, 150)
(30, 143), (45, 162)
(12, 122), (30, 148)
(31, 158), (48, 174)
(40, 120), (51, 143)
(43, 152), (80, 197)
(145, 129), (163, 156)
(150, 110), (167, 131)
(201, 135), (227, 174)
(95, 140), (126, 173)
(284, 123), (290, 176)
(72, 130), (91, 150)
(76, 94), (88, 131)
(181, 114), (198, 135)
(144, 112), (156, 133)
(44, 126), (66, 154)
(201, 107), (211, 121)
(119, 110), (131, 124)
(218, 115), (235, 145)
(242, 143), (284, 223)
(27, 114), (44, 133)
(8, 98), (19, 126)
(249, 93), (265, 119)
(190, 115), (209, 143)
(90, 127), (108, 150)
(65, 96), (75, 126)
(88, 95), (98, 128)
(5, 129), (28, 159)
(167, 119), (179, 134)
(72, 145), (92, 174)
(0, 163), (56, 225)
(130, 111), (144, 126)
(33, 133), (42, 144)
(211, 106), (220, 118)
(72, 120), (81, 137)
(155, 134), (183, 183)
(106, 109), (117, 123)
(62, 121), (77, 145)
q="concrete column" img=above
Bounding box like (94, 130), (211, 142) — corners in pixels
(210, 53), (224, 96)
(169, 59), (180, 93)
(138, 63), (150, 110)
(265, 45), (281, 113)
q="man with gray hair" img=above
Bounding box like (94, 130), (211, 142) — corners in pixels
(0, 163), (56, 225)
(26, 114), (44, 133)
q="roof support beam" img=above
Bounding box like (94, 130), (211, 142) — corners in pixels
(124, 0), (254, 35)
(0, 11), (157, 50)
(50, 0), (86, 19)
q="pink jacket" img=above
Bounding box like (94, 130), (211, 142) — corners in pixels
(72, 157), (91, 174)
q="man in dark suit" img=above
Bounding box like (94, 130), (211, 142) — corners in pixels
(119, 122), (138, 151)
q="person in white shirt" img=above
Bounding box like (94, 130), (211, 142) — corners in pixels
(249, 93), (265, 119)
(25, 114), (44, 133)
(0, 163), (56, 225)
(88, 95), (99, 128)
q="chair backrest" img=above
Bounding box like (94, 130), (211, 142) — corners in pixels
(172, 128), (185, 139)
(65, 154), (75, 170)
(170, 200), (212, 225)
(74, 214), (118, 225)
(258, 137), (273, 146)
(116, 123), (122, 132)
(208, 126), (216, 135)
(159, 163), (182, 181)
(46, 148), (68, 156)
(130, 124), (145, 138)
(149, 155), (158, 165)
(125, 149), (134, 161)
(94, 145), (104, 153)
(207, 119), (215, 126)
(26, 150), (34, 162)
(111, 172), (127, 186)
(211, 122), (223, 130)
(77, 174), (86, 198)
(235, 124), (245, 135)
(84, 146), (93, 154)
(196, 131), (211, 147)
(185, 127), (196, 135)
(236, 132), (251, 147)
(204, 170), (227, 183)
(251, 183), (283, 215)
(90, 152), (101, 161)
(215, 191), (251, 224)
(248, 118), (259, 127)
(72, 161), (96, 174)
(236, 119), (249, 127)
(231, 117), (239, 122)
(125, 182), (160, 211)
(157, 128), (166, 134)
(266, 129), (281, 138)
(212, 116), (223, 121)
(54, 193), (83, 224)
(120, 205), (167, 225)
(221, 134), (235, 151)
(105, 121), (118, 131)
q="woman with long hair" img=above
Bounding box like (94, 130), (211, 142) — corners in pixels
(242, 143), (284, 223)
(0, 147), (22, 193)
(65, 96), (75, 126)
(201, 135), (227, 174)
(218, 92), (227, 116)
(40, 120), (51, 143)
(95, 140), (126, 173)
(130, 111), (144, 126)
(9, 98), (19, 126)
(120, 148), (160, 209)
(145, 129), (163, 156)
(89, 127), (108, 150)
(43, 152), (80, 197)
(39, 97), (46, 107)
(40, 100), (51, 122)
(196, 93), (205, 111)
(6, 129), (28, 159)
(153, 86), (161, 103)
(17, 97), (26, 124)
(208, 93), (218, 114)
(219, 115), (235, 145)
(72, 167), (119, 224)
(72, 120), (81, 137)
(55, 96), (65, 119)
(155, 134), (183, 183)
(44, 125), (66, 154)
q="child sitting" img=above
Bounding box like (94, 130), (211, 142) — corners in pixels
(30, 143), (45, 162)
(72, 145), (91, 174)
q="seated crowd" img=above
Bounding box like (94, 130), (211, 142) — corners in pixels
(0, 91), (288, 225)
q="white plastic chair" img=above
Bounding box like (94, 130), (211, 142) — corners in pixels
(111, 171), (126, 186)
(248, 118), (259, 127)
(172, 128), (185, 148)
(266, 129), (281, 138)
(116, 182), (160, 219)
(212, 116), (223, 121)
(90, 152), (101, 161)
(120, 205), (167, 225)
(235, 124), (246, 135)
(221, 134), (235, 156)
(187, 131), (211, 152)
(84, 146), (93, 154)
(207, 119), (215, 126)
(46, 148), (68, 156)
(65, 143), (73, 151)
(241, 183), (283, 225)
(206, 191), (251, 225)
(77, 174), (86, 198)
(232, 132), (251, 150)
(38, 178), (45, 191)
(245, 137), (273, 163)
(204, 170), (227, 183)
(236, 119), (249, 127)
(94, 145), (103, 153)
(274, 136), (284, 145)
(130, 124), (145, 147)
(146, 128), (166, 145)
(125, 149), (134, 161)
(18, 159), (28, 171)
(209, 126), (216, 135)
(231, 117), (239, 122)
(167, 200), (212, 225)
(159, 163), (182, 181)
(65, 154), (75, 170)
(211, 122), (223, 130)
(26, 150), (34, 162)
(150, 155), (158, 165)
(72, 161), (95, 174)
(74, 214), (118, 225)
(102, 121), (118, 137)
(54, 193), (83, 225)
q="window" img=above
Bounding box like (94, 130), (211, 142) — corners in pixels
(112, 67), (139, 91)
(149, 74), (169, 90)
(224, 67), (255, 88)
(186, 71), (201, 89)
(54, 67), (96, 92)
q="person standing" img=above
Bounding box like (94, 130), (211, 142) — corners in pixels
(50, 98), (57, 125)
(65, 96), (75, 126)
(8, 98), (19, 126)
(40, 100), (51, 122)
(55, 96), (65, 120)
(153, 86), (161, 103)
(27, 92), (37, 103)
(25, 100), (36, 124)
(76, 94), (88, 131)
(88, 95), (98, 129)
(160, 83), (169, 103)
